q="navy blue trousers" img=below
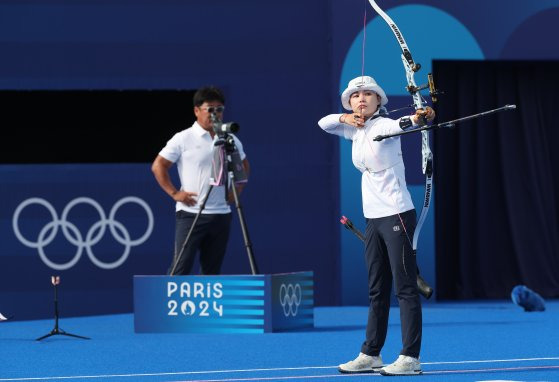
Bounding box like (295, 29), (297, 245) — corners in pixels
(169, 211), (232, 275)
(360, 209), (422, 359)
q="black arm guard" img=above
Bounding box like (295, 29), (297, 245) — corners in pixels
(399, 116), (413, 130)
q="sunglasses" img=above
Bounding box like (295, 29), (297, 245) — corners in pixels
(200, 106), (225, 113)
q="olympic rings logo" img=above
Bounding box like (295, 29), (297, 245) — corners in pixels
(12, 196), (154, 271)
(279, 283), (302, 317)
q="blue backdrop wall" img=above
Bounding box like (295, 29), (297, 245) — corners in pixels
(1, 0), (558, 319)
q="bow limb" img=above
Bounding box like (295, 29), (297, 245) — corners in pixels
(368, 0), (419, 73)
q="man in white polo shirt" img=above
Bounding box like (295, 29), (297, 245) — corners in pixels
(151, 86), (249, 275)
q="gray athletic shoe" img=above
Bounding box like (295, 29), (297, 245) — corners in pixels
(338, 352), (383, 374)
(380, 355), (422, 376)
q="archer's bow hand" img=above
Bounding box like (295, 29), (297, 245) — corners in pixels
(412, 106), (435, 126)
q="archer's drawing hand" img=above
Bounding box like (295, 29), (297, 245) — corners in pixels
(340, 113), (366, 128)
(413, 107), (435, 126)
(173, 191), (198, 206)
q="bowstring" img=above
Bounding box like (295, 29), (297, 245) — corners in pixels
(361, 1), (367, 82)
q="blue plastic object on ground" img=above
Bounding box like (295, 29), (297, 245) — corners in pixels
(511, 285), (546, 312)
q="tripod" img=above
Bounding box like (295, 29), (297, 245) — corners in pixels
(170, 130), (258, 276)
(36, 276), (90, 341)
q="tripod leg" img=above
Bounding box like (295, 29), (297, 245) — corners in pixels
(36, 332), (56, 341)
(60, 332), (91, 340)
(229, 172), (259, 274)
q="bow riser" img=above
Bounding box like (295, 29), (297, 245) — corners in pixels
(402, 56), (432, 175)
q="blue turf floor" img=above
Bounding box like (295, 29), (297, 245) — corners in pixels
(1, 301), (558, 381)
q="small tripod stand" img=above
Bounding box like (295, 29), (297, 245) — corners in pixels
(36, 276), (90, 341)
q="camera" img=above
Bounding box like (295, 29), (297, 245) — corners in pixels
(213, 121), (240, 135)
(210, 111), (240, 136)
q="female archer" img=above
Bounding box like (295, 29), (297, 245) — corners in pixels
(318, 75), (434, 376)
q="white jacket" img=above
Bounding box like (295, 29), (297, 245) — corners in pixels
(318, 113), (405, 172)
(318, 113), (415, 218)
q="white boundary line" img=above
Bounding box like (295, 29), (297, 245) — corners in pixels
(182, 376), (379, 381)
(422, 356), (559, 365)
(1, 357), (559, 381)
(422, 364), (559, 374)
(179, 364), (559, 382)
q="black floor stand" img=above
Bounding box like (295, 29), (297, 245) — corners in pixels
(36, 278), (90, 341)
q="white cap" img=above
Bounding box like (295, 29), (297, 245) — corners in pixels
(341, 75), (388, 111)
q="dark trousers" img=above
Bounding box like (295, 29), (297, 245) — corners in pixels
(360, 209), (422, 359)
(169, 211), (232, 275)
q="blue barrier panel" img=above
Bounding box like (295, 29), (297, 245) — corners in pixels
(133, 272), (313, 333)
(269, 272), (314, 332)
